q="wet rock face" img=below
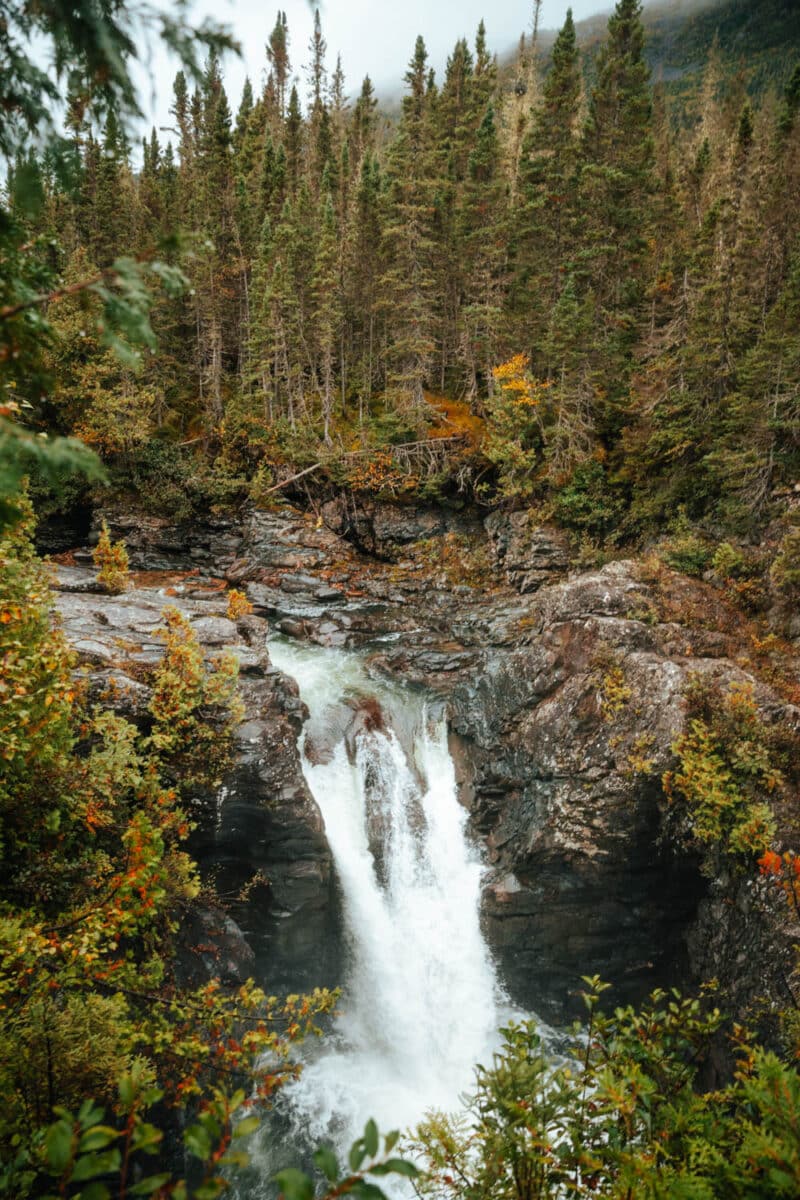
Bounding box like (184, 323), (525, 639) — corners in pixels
(448, 562), (797, 1023)
(485, 512), (571, 594)
(175, 905), (255, 989)
(52, 568), (339, 994)
(321, 496), (480, 559)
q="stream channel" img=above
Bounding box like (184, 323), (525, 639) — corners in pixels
(241, 636), (521, 1195)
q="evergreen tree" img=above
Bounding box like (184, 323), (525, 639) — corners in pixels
(581, 0), (655, 441)
(311, 193), (342, 441)
(380, 36), (438, 420)
(512, 8), (582, 362)
(93, 111), (132, 266)
(345, 154), (384, 422)
(285, 85), (304, 193)
(267, 10), (291, 118)
(306, 8), (328, 115)
(351, 76), (379, 165)
(459, 104), (508, 400)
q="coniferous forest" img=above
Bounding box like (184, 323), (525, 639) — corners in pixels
(4, 0), (799, 539)
(3, 1), (800, 1198)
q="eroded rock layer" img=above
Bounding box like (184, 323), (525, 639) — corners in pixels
(52, 502), (799, 1026)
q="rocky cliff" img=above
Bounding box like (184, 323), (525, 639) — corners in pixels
(52, 499), (799, 1029)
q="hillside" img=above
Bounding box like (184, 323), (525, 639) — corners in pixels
(640, 0), (800, 108)
(503, 0), (800, 116)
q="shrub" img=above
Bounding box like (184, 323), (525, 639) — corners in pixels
(591, 645), (632, 721)
(654, 508), (712, 577)
(663, 679), (780, 871)
(553, 459), (626, 542)
(770, 526), (800, 596)
(226, 588), (253, 620)
(413, 976), (800, 1200)
(92, 519), (129, 593)
(712, 540), (747, 580)
(147, 605), (245, 789)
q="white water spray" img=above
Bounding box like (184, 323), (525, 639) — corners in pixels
(266, 638), (505, 1155)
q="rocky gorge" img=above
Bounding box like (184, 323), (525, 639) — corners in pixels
(49, 499), (800, 1042)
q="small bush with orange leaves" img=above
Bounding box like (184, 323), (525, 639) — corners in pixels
(92, 518), (129, 594)
(484, 355), (549, 501)
(226, 588), (253, 620)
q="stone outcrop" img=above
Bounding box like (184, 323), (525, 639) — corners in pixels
(485, 511), (571, 593)
(320, 495), (479, 559)
(53, 566), (338, 994)
(444, 560), (799, 1021)
(54, 501), (800, 1029)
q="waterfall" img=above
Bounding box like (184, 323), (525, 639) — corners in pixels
(266, 638), (505, 1165)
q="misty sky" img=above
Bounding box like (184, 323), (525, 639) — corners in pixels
(135, 0), (609, 136)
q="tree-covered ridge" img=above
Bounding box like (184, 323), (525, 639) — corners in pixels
(4, 0), (798, 540)
(552, 0), (800, 111)
(642, 0), (800, 106)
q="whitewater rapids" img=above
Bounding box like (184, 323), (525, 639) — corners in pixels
(261, 638), (507, 1175)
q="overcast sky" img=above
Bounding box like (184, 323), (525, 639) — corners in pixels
(134, 0), (609, 137)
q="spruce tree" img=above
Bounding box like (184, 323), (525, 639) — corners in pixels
(285, 85), (304, 193)
(581, 0), (655, 440)
(380, 36), (437, 421)
(267, 11), (291, 118)
(459, 104), (508, 400)
(512, 8), (582, 362)
(311, 193), (342, 441)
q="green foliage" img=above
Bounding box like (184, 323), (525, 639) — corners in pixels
(415, 977), (800, 1200)
(553, 460), (625, 542)
(2, 0), (798, 536)
(148, 606), (245, 789)
(663, 678), (782, 870)
(92, 520), (130, 594)
(0, 501), (79, 880)
(0, 0), (236, 533)
(712, 540), (747, 581)
(0, 418), (106, 533)
(0, 509), (335, 1192)
(770, 527), (800, 597)
(274, 1120), (419, 1200)
(658, 512), (713, 577)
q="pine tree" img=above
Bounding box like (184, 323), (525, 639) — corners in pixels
(93, 110), (132, 265)
(380, 36), (438, 422)
(138, 127), (163, 238)
(284, 85), (304, 193)
(267, 11), (291, 118)
(330, 53), (348, 131)
(192, 51), (236, 426)
(580, 0), (655, 440)
(306, 8), (328, 115)
(311, 193), (342, 441)
(345, 154), (384, 423)
(350, 76), (379, 165)
(234, 77), (254, 157)
(512, 7), (582, 361)
(459, 104), (508, 401)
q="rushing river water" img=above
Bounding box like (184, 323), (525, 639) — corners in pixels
(253, 638), (507, 1186)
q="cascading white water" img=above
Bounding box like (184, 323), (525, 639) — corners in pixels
(266, 637), (506, 1162)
